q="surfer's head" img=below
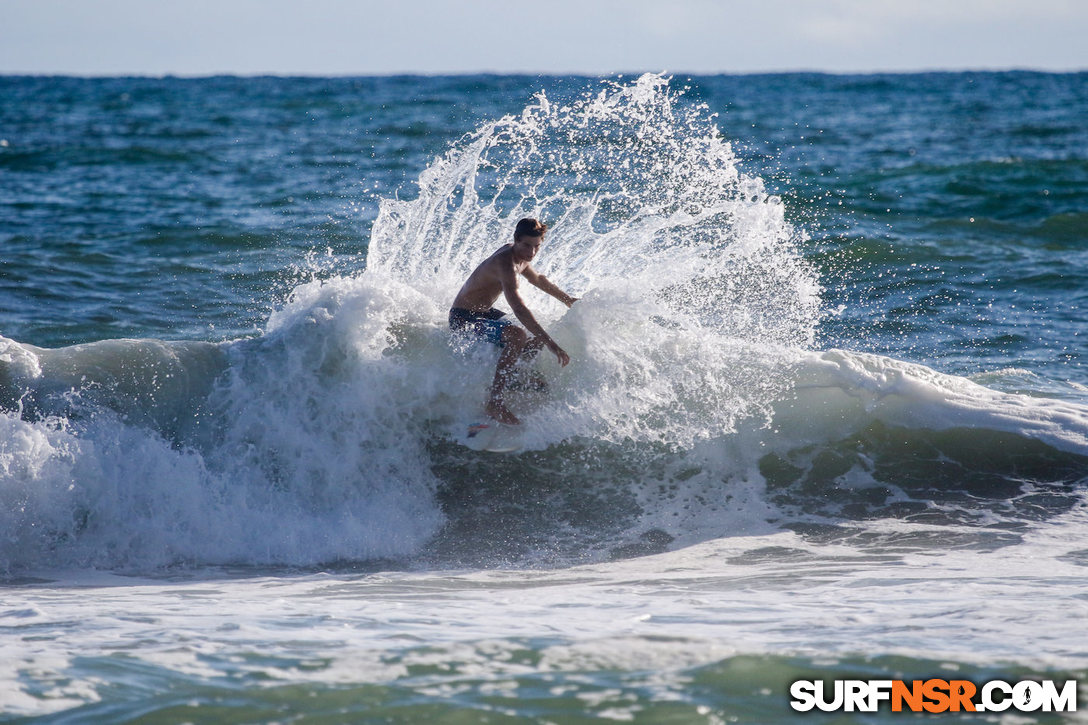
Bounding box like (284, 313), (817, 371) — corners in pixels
(512, 218), (546, 262)
(513, 217), (547, 242)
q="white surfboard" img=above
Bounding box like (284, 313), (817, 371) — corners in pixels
(460, 421), (525, 453)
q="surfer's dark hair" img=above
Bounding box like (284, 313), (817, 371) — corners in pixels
(514, 217), (547, 240)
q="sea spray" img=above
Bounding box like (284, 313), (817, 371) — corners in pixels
(367, 73), (822, 448)
(368, 74), (821, 346)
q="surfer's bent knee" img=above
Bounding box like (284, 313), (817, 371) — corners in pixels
(502, 325), (528, 347)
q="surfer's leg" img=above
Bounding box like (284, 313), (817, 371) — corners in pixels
(503, 335), (548, 392)
(486, 326), (527, 424)
(518, 335), (547, 361)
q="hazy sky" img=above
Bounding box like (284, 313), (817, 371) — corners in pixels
(2, 0), (1085, 76)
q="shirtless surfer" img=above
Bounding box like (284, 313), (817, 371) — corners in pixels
(449, 218), (577, 425)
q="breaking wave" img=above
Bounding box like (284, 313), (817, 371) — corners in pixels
(2, 75), (1086, 572)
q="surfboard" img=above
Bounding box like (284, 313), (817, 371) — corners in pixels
(460, 420), (524, 453)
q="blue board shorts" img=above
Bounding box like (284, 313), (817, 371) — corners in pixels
(449, 307), (512, 347)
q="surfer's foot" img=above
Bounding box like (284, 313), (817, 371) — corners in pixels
(485, 400), (521, 425)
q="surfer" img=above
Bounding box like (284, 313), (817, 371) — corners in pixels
(449, 218), (577, 425)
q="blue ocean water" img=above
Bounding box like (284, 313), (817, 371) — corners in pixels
(2, 72), (1088, 721)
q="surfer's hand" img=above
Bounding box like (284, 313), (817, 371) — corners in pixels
(549, 340), (570, 367)
(565, 297), (579, 308)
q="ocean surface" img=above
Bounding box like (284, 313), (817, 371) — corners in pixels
(2, 71), (1088, 722)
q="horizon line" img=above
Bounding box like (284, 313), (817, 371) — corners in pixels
(3, 65), (1087, 79)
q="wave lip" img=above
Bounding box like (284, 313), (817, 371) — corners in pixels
(778, 349), (1088, 456)
(1, 335), (228, 437)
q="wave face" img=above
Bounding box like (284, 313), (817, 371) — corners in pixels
(2, 75), (1087, 572)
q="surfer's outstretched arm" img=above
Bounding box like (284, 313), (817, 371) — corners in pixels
(500, 265), (570, 367)
(521, 266), (578, 307)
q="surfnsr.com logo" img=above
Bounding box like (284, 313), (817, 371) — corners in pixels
(790, 679), (1078, 713)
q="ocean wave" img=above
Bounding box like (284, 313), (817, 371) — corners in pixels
(3, 277), (1087, 571)
(2, 75), (1086, 572)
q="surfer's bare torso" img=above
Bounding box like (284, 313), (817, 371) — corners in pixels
(451, 244), (531, 312)
(451, 240), (575, 354)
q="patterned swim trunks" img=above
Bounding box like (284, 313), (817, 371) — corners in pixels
(448, 307), (512, 347)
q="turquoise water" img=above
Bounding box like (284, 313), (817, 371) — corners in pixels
(2, 72), (1088, 721)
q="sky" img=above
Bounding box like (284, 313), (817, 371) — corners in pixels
(2, 0), (1086, 76)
